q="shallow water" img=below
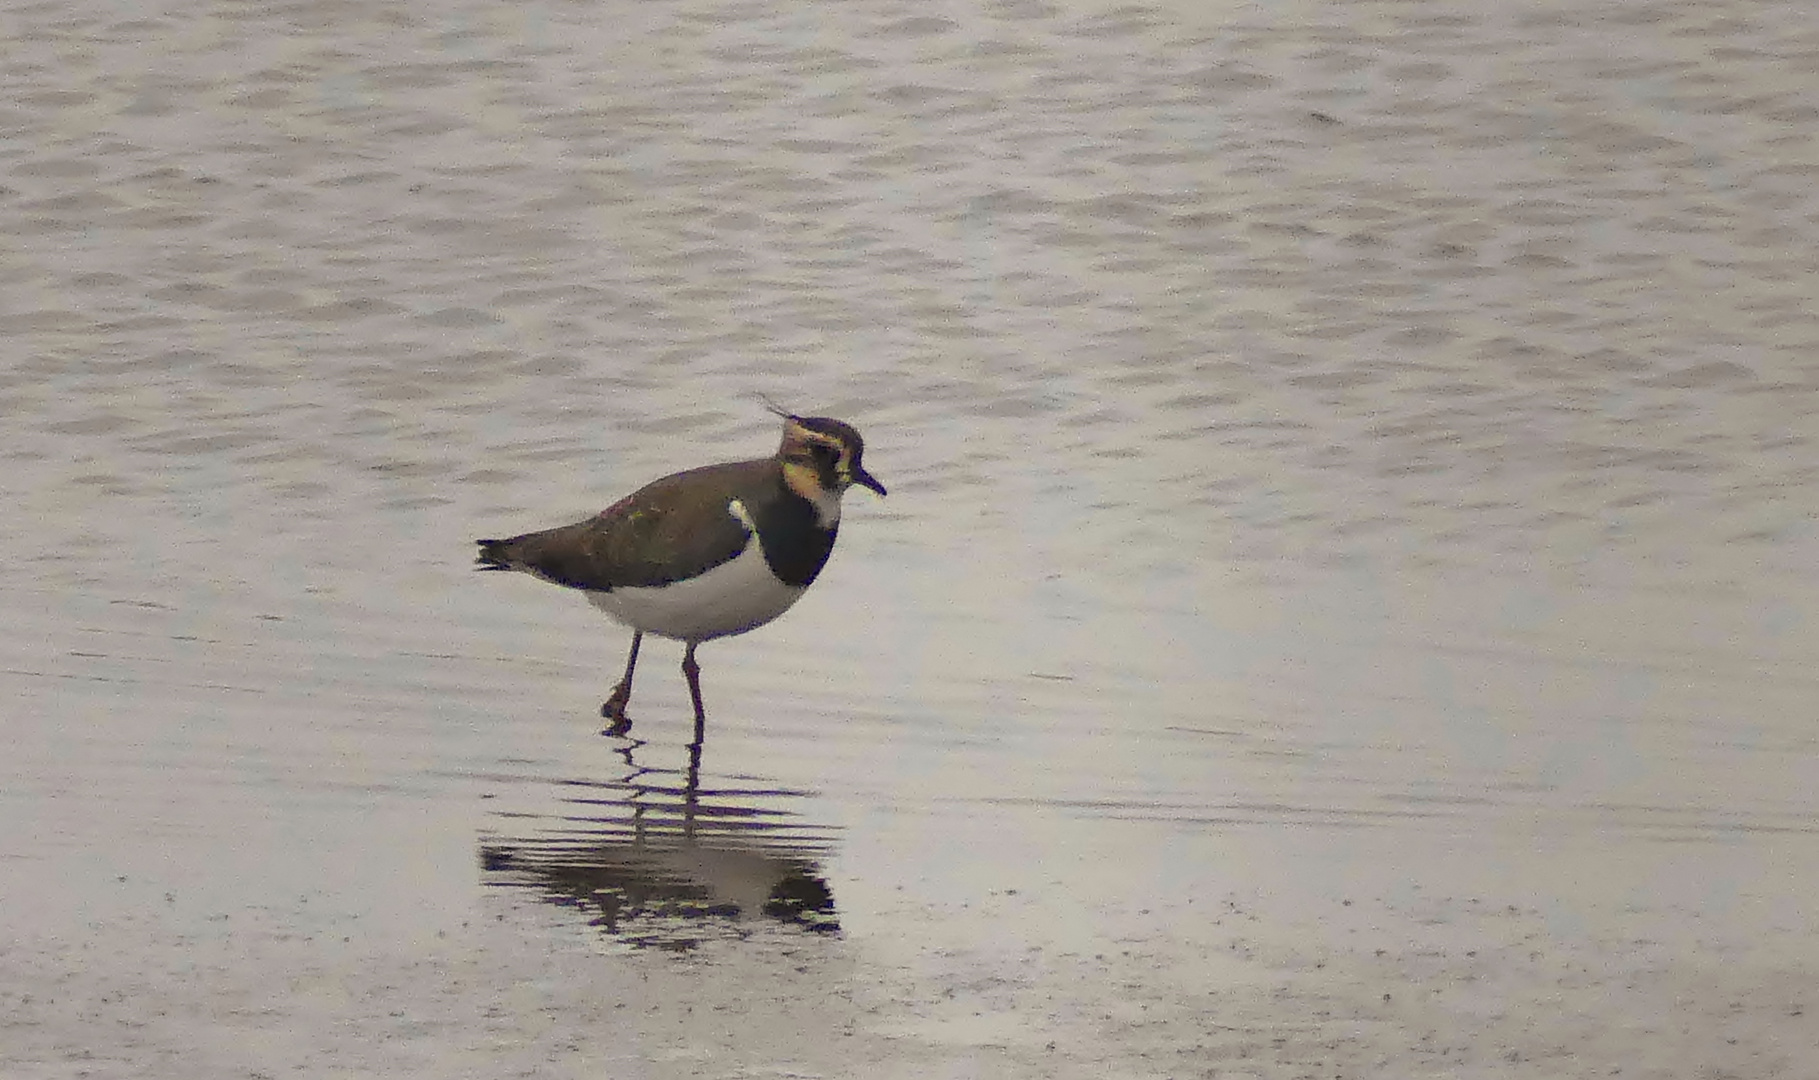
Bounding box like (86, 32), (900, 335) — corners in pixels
(4, 0), (1818, 1076)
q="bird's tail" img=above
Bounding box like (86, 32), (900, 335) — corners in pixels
(474, 538), (517, 571)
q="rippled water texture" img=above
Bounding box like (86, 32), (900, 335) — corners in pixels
(4, 0), (1817, 1076)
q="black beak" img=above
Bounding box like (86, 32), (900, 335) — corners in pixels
(853, 464), (887, 497)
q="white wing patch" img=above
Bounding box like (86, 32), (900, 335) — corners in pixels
(727, 498), (757, 533)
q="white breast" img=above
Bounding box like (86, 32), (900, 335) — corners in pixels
(584, 519), (807, 643)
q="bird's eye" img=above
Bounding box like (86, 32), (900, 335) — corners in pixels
(813, 442), (841, 463)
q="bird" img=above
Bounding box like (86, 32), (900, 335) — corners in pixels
(475, 411), (885, 737)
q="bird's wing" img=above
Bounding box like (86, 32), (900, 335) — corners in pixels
(475, 461), (764, 590)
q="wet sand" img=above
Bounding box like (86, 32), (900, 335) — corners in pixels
(5, 0), (1818, 1076)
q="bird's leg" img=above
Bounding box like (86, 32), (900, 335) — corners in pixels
(601, 631), (641, 736)
(681, 642), (707, 730)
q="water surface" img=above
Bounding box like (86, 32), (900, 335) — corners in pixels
(4, 0), (1817, 1076)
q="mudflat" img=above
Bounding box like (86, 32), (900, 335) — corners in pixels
(5, 0), (1816, 1076)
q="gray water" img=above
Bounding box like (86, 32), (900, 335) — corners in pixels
(4, 0), (1817, 1076)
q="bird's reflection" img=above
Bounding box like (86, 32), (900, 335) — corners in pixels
(479, 713), (839, 950)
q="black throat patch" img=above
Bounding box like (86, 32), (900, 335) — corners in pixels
(750, 478), (839, 588)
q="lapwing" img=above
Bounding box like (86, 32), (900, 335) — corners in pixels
(475, 413), (885, 736)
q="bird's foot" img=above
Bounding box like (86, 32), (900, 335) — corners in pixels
(600, 684), (633, 737)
